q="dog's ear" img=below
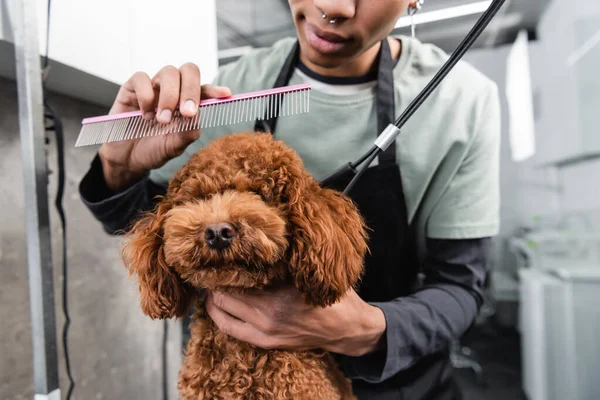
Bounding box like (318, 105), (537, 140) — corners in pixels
(122, 200), (195, 319)
(287, 181), (369, 307)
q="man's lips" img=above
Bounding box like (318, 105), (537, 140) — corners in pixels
(304, 23), (351, 54)
(308, 23), (349, 42)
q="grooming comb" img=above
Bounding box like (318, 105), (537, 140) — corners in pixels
(74, 83), (311, 147)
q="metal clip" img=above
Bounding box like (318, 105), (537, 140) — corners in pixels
(374, 124), (401, 152)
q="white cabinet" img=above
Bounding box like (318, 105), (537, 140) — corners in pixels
(519, 267), (600, 400)
(46, 0), (132, 85)
(127, 0), (219, 86)
(533, 0), (600, 167)
(0, 0), (219, 86)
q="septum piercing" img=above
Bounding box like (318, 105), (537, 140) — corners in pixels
(321, 12), (337, 24)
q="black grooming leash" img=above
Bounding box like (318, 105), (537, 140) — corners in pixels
(320, 0), (507, 195)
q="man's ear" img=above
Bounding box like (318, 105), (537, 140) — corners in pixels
(286, 182), (369, 307)
(122, 200), (195, 319)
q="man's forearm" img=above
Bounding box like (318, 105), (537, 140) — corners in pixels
(79, 153), (166, 234)
(99, 157), (147, 193)
(338, 237), (490, 383)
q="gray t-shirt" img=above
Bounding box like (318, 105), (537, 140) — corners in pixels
(150, 35), (501, 260)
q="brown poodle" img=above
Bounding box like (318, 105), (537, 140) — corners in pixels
(122, 132), (369, 399)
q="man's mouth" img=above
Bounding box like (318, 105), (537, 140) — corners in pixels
(304, 23), (350, 54)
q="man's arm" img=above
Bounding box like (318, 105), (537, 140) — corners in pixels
(340, 80), (500, 383)
(338, 236), (490, 383)
(79, 153), (166, 235)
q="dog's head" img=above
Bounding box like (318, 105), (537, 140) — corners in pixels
(122, 132), (368, 319)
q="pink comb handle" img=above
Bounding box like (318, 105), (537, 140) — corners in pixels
(81, 83), (311, 125)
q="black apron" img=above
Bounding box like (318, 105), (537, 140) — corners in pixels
(254, 39), (462, 400)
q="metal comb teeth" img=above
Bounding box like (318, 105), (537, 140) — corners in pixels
(74, 83), (311, 147)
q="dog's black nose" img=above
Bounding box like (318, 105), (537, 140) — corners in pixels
(204, 223), (236, 249)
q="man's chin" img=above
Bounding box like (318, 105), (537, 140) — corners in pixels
(299, 40), (370, 72)
(300, 47), (357, 72)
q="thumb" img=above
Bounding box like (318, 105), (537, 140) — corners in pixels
(165, 129), (201, 159)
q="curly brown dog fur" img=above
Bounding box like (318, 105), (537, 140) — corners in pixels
(122, 132), (369, 399)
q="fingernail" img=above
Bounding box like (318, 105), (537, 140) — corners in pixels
(182, 100), (197, 114)
(159, 109), (172, 122)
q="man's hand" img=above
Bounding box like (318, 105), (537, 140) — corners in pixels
(98, 63), (231, 192)
(205, 284), (387, 357)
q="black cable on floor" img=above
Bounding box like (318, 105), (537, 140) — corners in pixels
(42, 1), (74, 398)
(44, 100), (75, 400)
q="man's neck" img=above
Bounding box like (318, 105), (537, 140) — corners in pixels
(300, 37), (401, 78)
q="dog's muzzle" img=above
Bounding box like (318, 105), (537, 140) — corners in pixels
(204, 222), (236, 250)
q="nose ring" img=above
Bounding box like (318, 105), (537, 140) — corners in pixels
(321, 12), (337, 24)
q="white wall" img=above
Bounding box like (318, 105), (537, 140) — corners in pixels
(465, 0), (600, 221)
(0, 0), (219, 87)
(534, 0), (600, 165)
(527, 0), (600, 215)
(463, 0), (600, 278)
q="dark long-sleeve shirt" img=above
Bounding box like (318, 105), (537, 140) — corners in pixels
(79, 153), (489, 383)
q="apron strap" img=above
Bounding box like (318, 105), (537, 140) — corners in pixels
(375, 38), (397, 167)
(254, 38), (397, 167)
(254, 41), (301, 134)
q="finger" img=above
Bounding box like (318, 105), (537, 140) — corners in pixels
(226, 289), (266, 307)
(164, 129), (201, 158)
(206, 295), (284, 350)
(152, 65), (181, 124)
(206, 294), (257, 340)
(178, 62), (201, 118)
(116, 72), (156, 119)
(227, 284), (294, 311)
(224, 290), (289, 334)
(200, 84), (232, 100)
(210, 291), (258, 323)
